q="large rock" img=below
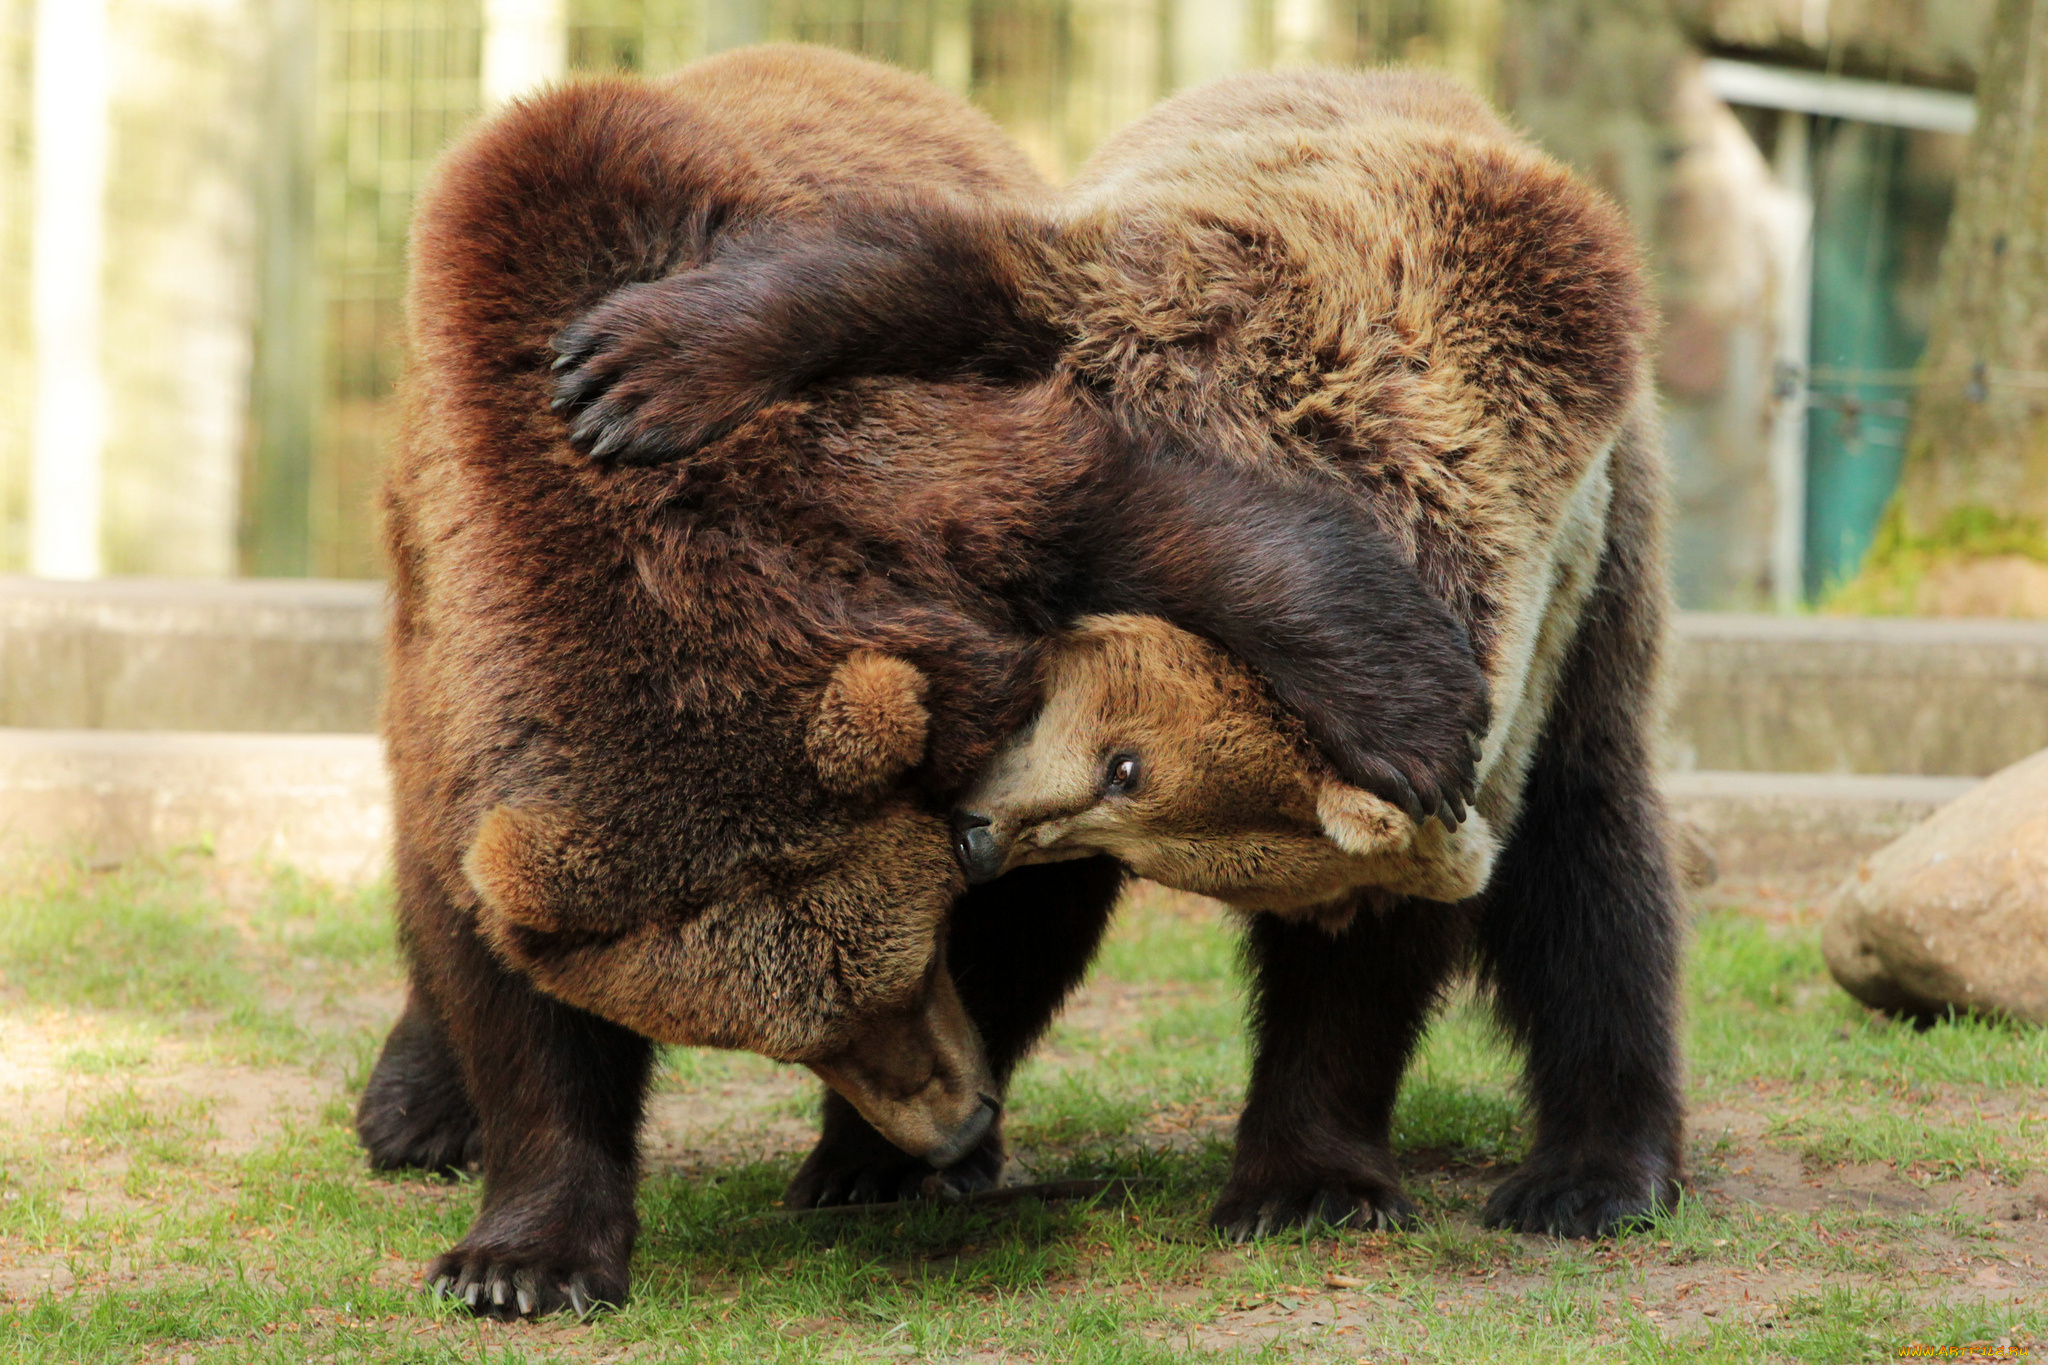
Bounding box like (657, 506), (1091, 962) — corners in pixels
(1824, 747), (2048, 1023)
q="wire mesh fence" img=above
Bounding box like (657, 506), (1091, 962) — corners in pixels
(311, 0), (484, 575)
(0, 0), (1516, 578)
(0, 1), (1988, 596)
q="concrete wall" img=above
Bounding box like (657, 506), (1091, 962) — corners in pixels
(7, 580), (2048, 779)
(1663, 769), (1976, 876)
(0, 577), (382, 732)
(8, 580), (2038, 880)
(0, 727), (387, 882)
(1667, 613), (2048, 776)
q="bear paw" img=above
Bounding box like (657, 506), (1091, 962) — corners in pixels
(426, 1243), (626, 1321)
(1208, 1179), (1417, 1243)
(1481, 1151), (1680, 1238)
(549, 273), (773, 466)
(358, 1098), (480, 1176)
(784, 1120), (1004, 1209)
(356, 1009), (482, 1176)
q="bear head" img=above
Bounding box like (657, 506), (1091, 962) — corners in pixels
(953, 615), (1497, 928)
(458, 649), (996, 1168)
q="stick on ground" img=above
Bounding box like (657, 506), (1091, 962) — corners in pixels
(732, 1177), (1150, 1227)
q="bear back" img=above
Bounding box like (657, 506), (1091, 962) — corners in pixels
(1059, 67), (1652, 668)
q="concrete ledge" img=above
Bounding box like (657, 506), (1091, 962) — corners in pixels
(0, 728), (388, 884)
(6, 580), (2048, 778)
(1669, 613), (2048, 777)
(0, 722), (1976, 889)
(0, 577), (383, 733)
(1663, 769), (1979, 880)
(4, 581), (2048, 777)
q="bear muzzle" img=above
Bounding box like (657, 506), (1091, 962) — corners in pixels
(804, 961), (1001, 1167)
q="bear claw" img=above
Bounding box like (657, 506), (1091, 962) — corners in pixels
(1481, 1157), (1679, 1238)
(1210, 1183), (1417, 1242)
(427, 1254), (620, 1321)
(785, 1108), (1005, 1211)
(800, 1156), (996, 1209)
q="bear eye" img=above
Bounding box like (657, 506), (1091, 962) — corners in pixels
(1103, 753), (1142, 794)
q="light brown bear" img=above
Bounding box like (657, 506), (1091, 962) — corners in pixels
(557, 61), (1684, 1246)
(957, 612), (1500, 922)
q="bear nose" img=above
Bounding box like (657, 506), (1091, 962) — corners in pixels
(950, 811), (1005, 885)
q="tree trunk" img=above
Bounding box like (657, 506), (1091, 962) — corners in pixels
(1895, 0), (2048, 537)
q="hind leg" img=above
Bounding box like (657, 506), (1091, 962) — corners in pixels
(1476, 428), (1685, 1237)
(357, 985), (481, 1174)
(785, 856), (1126, 1206)
(1211, 895), (1466, 1238)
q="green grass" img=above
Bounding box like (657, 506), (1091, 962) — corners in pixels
(1766, 1110), (2039, 1185)
(0, 858), (2043, 1363)
(1822, 503), (2048, 616)
(1688, 912), (2048, 1092)
(0, 857), (396, 1068)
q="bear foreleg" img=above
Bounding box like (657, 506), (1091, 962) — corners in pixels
(1213, 896), (1466, 1239)
(1474, 425), (1684, 1238)
(356, 986), (481, 1174)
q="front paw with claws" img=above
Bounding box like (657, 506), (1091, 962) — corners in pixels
(549, 271), (778, 466)
(1482, 1147), (1680, 1238)
(1208, 1145), (1417, 1242)
(1210, 1179), (1416, 1242)
(1251, 586), (1491, 833)
(784, 1108), (1005, 1209)
(423, 1188), (635, 1322)
(426, 1244), (626, 1321)
(356, 1002), (482, 1177)
(1343, 723), (1487, 831)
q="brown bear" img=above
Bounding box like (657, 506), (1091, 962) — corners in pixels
(556, 64), (1683, 1243)
(365, 47), (1487, 1318)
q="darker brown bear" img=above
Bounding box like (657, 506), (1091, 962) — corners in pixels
(364, 47), (1487, 1318)
(560, 65), (1684, 1244)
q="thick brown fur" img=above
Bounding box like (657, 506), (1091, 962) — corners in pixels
(366, 48), (1501, 1318)
(556, 64), (1684, 1242)
(1049, 71), (1683, 1239)
(367, 46), (1056, 1319)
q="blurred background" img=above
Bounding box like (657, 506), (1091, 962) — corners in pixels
(0, 0), (2028, 613)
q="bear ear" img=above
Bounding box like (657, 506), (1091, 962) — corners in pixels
(464, 803), (609, 939)
(1314, 781), (1503, 903)
(807, 652), (931, 795)
(1312, 781), (1412, 858)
